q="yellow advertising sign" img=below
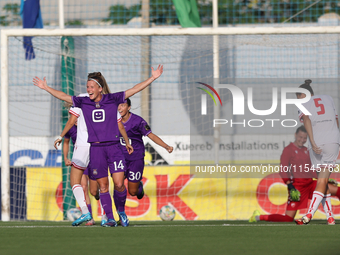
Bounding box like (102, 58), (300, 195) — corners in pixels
(26, 166), (227, 221)
(26, 167), (340, 221)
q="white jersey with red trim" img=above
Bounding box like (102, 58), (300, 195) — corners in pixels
(69, 93), (89, 147)
(298, 94), (340, 146)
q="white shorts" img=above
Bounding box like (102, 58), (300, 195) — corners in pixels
(71, 145), (90, 170)
(309, 143), (339, 169)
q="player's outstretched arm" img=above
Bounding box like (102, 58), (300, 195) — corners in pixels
(63, 138), (72, 166)
(118, 122), (133, 154)
(54, 115), (77, 150)
(125, 65), (163, 99)
(302, 115), (322, 154)
(147, 133), (173, 153)
(33, 76), (72, 104)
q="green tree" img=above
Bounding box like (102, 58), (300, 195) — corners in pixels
(1, 3), (21, 26)
(65, 20), (84, 26)
(103, 4), (141, 24)
(104, 0), (340, 26)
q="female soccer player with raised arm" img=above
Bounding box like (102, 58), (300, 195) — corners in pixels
(294, 80), (340, 225)
(33, 65), (163, 227)
(118, 98), (173, 200)
(53, 72), (132, 226)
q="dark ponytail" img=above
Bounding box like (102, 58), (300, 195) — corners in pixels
(298, 79), (314, 95)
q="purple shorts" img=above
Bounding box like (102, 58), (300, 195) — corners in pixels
(83, 167), (88, 176)
(88, 142), (126, 180)
(125, 159), (144, 183)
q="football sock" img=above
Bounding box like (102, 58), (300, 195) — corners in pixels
(307, 191), (324, 217)
(99, 200), (107, 220)
(100, 192), (114, 220)
(137, 182), (143, 196)
(335, 187), (340, 200)
(258, 214), (294, 222)
(114, 188), (127, 212)
(87, 204), (92, 217)
(321, 194), (334, 219)
(72, 184), (89, 215)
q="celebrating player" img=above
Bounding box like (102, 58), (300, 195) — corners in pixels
(118, 98), (173, 200)
(33, 65), (163, 227)
(53, 73), (128, 226)
(294, 80), (340, 225)
(249, 126), (337, 224)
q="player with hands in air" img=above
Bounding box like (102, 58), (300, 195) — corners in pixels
(34, 65), (163, 227)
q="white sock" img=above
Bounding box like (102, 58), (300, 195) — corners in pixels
(72, 184), (89, 214)
(100, 200), (107, 220)
(307, 191), (324, 217)
(321, 194), (334, 219)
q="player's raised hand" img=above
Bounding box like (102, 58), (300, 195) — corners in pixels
(166, 145), (173, 153)
(126, 144), (134, 155)
(151, 65), (163, 80)
(33, 76), (48, 90)
(54, 136), (62, 150)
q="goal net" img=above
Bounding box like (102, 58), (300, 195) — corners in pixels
(1, 27), (340, 221)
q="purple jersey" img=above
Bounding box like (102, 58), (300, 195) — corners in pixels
(120, 113), (152, 160)
(64, 125), (77, 145)
(72, 92), (125, 143)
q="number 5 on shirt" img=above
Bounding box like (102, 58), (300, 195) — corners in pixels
(313, 98), (325, 115)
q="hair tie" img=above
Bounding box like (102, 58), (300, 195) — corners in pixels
(88, 78), (102, 88)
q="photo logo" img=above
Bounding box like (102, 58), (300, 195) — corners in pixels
(196, 82), (222, 115)
(197, 82), (312, 128)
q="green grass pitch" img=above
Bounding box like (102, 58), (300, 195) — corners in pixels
(0, 220), (338, 255)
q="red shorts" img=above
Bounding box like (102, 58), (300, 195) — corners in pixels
(286, 181), (317, 211)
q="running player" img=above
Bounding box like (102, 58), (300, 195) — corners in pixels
(33, 65), (163, 227)
(118, 98), (173, 200)
(294, 80), (340, 225)
(249, 126), (337, 224)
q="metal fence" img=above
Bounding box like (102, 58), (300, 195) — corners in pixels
(0, 0), (340, 28)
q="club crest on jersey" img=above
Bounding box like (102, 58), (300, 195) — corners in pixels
(93, 169), (98, 175)
(95, 103), (100, 108)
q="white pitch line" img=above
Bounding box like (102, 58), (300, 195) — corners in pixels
(0, 224), (300, 229)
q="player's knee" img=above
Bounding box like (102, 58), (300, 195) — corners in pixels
(114, 182), (125, 191)
(129, 189), (138, 196)
(90, 189), (98, 197)
(99, 185), (109, 193)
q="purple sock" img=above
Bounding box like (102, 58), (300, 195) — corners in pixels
(100, 192), (114, 220)
(114, 189), (127, 213)
(137, 182), (143, 196)
(87, 204), (92, 217)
